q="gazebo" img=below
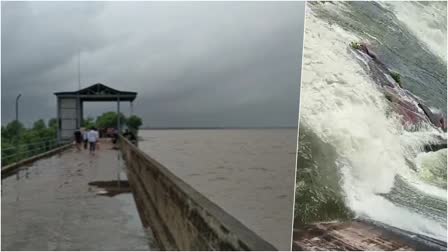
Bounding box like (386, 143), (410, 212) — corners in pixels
(54, 83), (137, 143)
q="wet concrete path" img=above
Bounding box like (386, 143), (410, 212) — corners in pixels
(1, 141), (153, 250)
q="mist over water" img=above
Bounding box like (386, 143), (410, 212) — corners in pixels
(296, 1), (447, 241)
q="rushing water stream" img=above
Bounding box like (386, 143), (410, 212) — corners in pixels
(296, 1), (447, 242)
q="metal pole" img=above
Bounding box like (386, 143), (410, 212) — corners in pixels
(77, 97), (81, 129)
(117, 96), (121, 133)
(77, 49), (81, 129)
(15, 94), (22, 163)
(15, 94), (21, 123)
(78, 49), (81, 91)
(57, 97), (61, 144)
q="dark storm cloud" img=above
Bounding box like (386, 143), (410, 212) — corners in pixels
(2, 1), (304, 127)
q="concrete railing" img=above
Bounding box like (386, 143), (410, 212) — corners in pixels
(119, 136), (277, 251)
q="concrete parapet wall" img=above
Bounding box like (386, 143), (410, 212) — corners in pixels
(119, 136), (277, 251)
(1, 144), (72, 179)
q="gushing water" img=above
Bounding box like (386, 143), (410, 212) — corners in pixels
(297, 2), (447, 241)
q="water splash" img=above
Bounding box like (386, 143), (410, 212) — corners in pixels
(297, 3), (447, 241)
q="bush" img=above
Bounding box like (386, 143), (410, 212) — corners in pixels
(96, 112), (127, 129)
(349, 41), (362, 50)
(127, 115), (143, 131)
(1, 119), (57, 166)
(390, 72), (402, 87)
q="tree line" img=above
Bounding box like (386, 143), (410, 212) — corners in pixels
(1, 118), (58, 166)
(83, 112), (142, 132)
(1, 112), (142, 166)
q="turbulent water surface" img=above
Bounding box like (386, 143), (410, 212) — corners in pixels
(138, 129), (297, 250)
(296, 1), (447, 242)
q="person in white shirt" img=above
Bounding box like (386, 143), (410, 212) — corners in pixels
(87, 127), (99, 155)
(82, 128), (88, 150)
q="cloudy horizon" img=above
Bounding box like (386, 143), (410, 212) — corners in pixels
(2, 1), (304, 128)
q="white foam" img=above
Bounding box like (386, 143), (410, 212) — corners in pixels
(302, 9), (406, 194)
(380, 1), (447, 63)
(413, 149), (447, 197)
(301, 6), (447, 240)
(342, 177), (447, 241)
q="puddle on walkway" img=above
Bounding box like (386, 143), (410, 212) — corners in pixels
(88, 180), (132, 197)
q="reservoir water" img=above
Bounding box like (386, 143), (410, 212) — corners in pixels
(138, 129), (297, 250)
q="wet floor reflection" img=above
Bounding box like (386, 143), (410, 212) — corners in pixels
(1, 144), (156, 250)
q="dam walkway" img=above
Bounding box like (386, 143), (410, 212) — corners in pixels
(1, 138), (276, 251)
(1, 140), (156, 250)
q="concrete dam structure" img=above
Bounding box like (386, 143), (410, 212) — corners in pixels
(119, 136), (276, 250)
(2, 83), (276, 250)
(1, 138), (277, 251)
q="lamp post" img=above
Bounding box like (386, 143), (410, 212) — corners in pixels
(15, 94), (22, 163)
(15, 94), (21, 123)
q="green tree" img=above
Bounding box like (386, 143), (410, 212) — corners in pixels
(48, 118), (58, 129)
(96, 112), (126, 129)
(127, 115), (143, 132)
(1, 126), (7, 143)
(3, 120), (25, 142)
(1, 119), (58, 166)
(1, 141), (16, 164)
(33, 119), (47, 131)
(82, 117), (96, 129)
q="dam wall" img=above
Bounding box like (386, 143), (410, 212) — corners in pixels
(119, 136), (277, 250)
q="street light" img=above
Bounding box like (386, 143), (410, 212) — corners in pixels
(15, 94), (22, 122)
(15, 93), (22, 163)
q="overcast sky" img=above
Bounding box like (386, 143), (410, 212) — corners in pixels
(2, 1), (304, 128)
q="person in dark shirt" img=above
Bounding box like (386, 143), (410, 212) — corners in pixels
(73, 129), (82, 151)
(111, 128), (119, 144)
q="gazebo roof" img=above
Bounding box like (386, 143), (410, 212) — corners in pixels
(54, 83), (137, 102)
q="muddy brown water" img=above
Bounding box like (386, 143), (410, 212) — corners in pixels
(137, 129), (298, 250)
(1, 142), (156, 250)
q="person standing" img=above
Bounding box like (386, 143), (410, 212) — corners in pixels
(95, 127), (100, 151)
(112, 128), (119, 144)
(83, 129), (88, 150)
(87, 127), (99, 155)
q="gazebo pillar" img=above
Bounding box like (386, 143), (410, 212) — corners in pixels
(117, 96), (121, 132)
(57, 97), (61, 143)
